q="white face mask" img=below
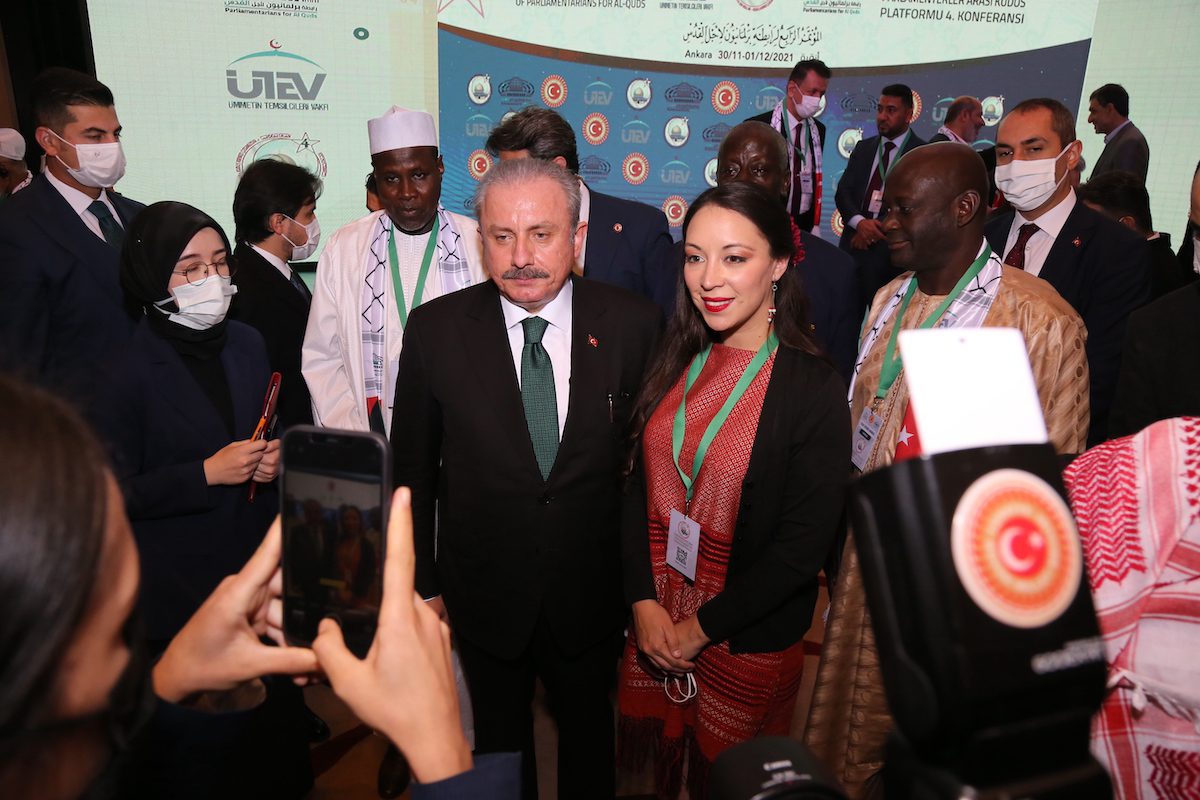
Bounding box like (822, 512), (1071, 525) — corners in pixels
(155, 275), (237, 330)
(49, 130), (127, 189)
(282, 214), (321, 261)
(794, 93), (822, 120)
(994, 144), (1074, 212)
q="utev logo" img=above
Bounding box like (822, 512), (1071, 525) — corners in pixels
(227, 42), (327, 102)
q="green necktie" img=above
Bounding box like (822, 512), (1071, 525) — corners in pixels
(520, 316), (559, 480)
(88, 200), (124, 250)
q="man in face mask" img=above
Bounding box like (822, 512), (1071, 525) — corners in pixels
(986, 97), (1151, 445)
(0, 68), (144, 410)
(747, 59), (831, 235)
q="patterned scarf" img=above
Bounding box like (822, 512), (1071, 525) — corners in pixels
(771, 99), (823, 232)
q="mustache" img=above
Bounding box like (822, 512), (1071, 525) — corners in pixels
(501, 266), (551, 279)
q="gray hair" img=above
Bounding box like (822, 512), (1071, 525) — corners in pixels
(472, 157), (581, 228)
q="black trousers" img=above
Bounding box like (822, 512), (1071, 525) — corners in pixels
(456, 617), (621, 800)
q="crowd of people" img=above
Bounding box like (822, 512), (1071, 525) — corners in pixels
(0, 58), (1197, 800)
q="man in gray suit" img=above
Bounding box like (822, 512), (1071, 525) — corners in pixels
(1087, 83), (1150, 182)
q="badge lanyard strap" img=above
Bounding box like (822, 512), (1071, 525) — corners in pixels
(876, 129), (912, 185)
(783, 113), (811, 166)
(387, 217), (440, 327)
(673, 332), (779, 512)
(875, 246), (992, 399)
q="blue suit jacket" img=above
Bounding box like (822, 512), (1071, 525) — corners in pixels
(411, 753), (522, 800)
(583, 188), (676, 315)
(0, 173), (144, 401)
(94, 319), (276, 641)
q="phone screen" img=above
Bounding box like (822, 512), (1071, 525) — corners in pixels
(281, 427), (389, 658)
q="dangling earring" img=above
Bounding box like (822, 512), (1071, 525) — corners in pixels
(767, 281), (778, 325)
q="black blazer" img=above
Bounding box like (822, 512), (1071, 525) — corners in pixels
(622, 345), (850, 654)
(1109, 282), (1200, 438)
(94, 319), (276, 641)
(584, 188), (676, 315)
(0, 173), (143, 401)
(229, 243), (313, 429)
(835, 130), (926, 251)
(392, 278), (661, 659)
(986, 201), (1151, 444)
(798, 229), (859, 385)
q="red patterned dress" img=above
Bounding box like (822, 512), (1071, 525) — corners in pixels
(618, 344), (806, 799)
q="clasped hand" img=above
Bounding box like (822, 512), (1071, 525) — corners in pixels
(631, 599), (710, 675)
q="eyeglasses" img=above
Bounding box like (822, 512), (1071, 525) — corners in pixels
(173, 257), (235, 286)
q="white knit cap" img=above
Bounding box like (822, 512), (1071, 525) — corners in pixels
(367, 106), (437, 155)
(0, 129), (25, 161)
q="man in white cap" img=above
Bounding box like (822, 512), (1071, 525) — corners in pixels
(0, 128), (32, 199)
(303, 106), (484, 435)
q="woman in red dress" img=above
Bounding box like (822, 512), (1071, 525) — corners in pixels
(618, 182), (850, 798)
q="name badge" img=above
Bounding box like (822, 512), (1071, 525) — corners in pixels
(666, 508), (700, 581)
(799, 173), (814, 193)
(867, 189), (884, 217)
(851, 405), (884, 472)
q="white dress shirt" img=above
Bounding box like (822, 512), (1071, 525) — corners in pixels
(575, 180), (592, 274)
(849, 129), (910, 232)
(501, 279), (573, 440)
(785, 107), (816, 215)
(1003, 190), (1077, 278)
(44, 168), (122, 241)
(250, 242), (293, 281)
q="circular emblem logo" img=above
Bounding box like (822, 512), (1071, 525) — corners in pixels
(736, 0), (773, 9)
(704, 157), (719, 187)
(830, 209), (845, 238)
(664, 116), (690, 148)
(541, 74), (567, 108)
(909, 90), (924, 123)
(951, 469), (1082, 629)
(627, 78), (652, 110)
(815, 94), (827, 118)
(468, 149), (493, 181)
(236, 132), (327, 177)
(468, 74), (492, 105)
(662, 195), (688, 227)
(711, 80), (740, 115)
(982, 95), (1005, 127)
(837, 127), (864, 159)
(582, 112), (610, 146)
(622, 152), (650, 185)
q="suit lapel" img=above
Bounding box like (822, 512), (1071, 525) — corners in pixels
(143, 325), (231, 443)
(237, 244), (309, 315)
(583, 190), (617, 282)
(553, 279), (607, 480)
(1039, 202), (1094, 286)
(26, 176), (123, 305)
(221, 330), (266, 438)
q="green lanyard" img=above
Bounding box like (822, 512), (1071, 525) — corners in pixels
(387, 218), (439, 327)
(673, 332), (778, 510)
(876, 130), (912, 184)
(875, 246), (992, 399)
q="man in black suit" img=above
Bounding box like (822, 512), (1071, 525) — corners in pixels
(1087, 83), (1150, 182)
(834, 83), (926, 307)
(392, 157), (660, 799)
(986, 98), (1150, 444)
(717, 120), (860, 383)
(486, 106), (675, 314)
(0, 68), (143, 403)
(746, 58), (831, 234)
(229, 158), (323, 430)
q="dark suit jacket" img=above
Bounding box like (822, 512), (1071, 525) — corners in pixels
(229, 243), (313, 429)
(622, 345), (849, 653)
(985, 200), (1151, 444)
(748, 109), (828, 229)
(1109, 282), (1200, 438)
(1147, 232), (1196, 300)
(393, 278), (660, 659)
(0, 173), (143, 401)
(798, 229), (859, 385)
(95, 319), (276, 641)
(835, 129), (926, 250)
(1092, 121), (1150, 182)
(584, 188), (675, 315)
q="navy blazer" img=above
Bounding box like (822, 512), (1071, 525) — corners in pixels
(94, 319), (276, 641)
(986, 200), (1151, 444)
(229, 243), (313, 430)
(583, 188), (676, 315)
(0, 173), (143, 401)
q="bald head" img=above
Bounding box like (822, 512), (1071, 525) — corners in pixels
(716, 121), (790, 201)
(891, 142), (988, 216)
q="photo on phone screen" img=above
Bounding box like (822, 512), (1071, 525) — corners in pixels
(281, 427), (389, 658)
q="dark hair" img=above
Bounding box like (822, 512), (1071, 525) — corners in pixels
(485, 106), (580, 174)
(945, 95), (979, 125)
(1077, 170), (1153, 233)
(789, 59), (831, 84)
(365, 171), (378, 193)
(881, 83), (914, 109)
(0, 375), (110, 742)
(31, 67), (115, 132)
(1007, 98), (1077, 149)
(1090, 83), (1130, 118)
(232, 159), (322, 245)
(625, 183), (822, 474)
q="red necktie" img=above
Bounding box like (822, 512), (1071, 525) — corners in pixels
(862, 141), (896, 218)
(1003, 223), (1040, 270)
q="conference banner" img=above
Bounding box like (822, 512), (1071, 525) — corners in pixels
(438, 0), (1101, 236)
